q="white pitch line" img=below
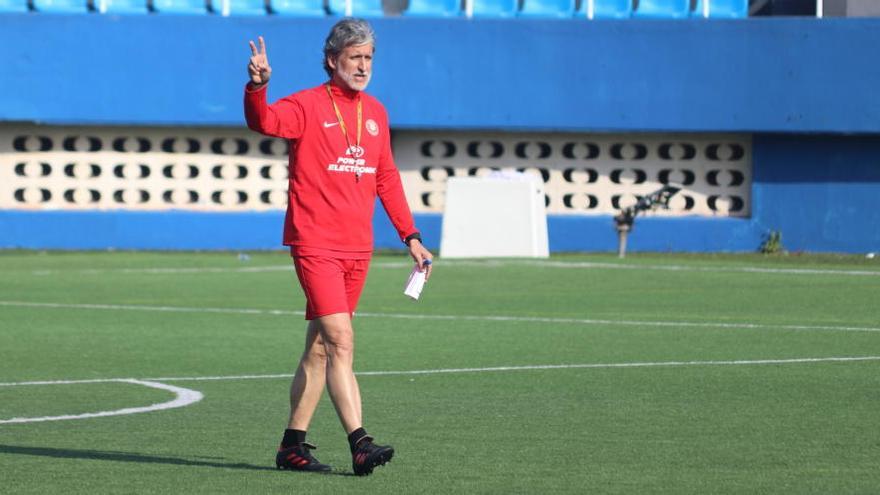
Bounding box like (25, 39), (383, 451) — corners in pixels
(518, 260), (880, 276)
(1, 300), (879, 333)
(30, 265), (292, 276)
(354, 311), (880, 333)
(0, 300), (302, 317)
(0, 379), (203, 424)
(2, 356), (879, 388)
(149, 356), (880, 382)
(354, 356), (880, 376)
(23, 259), (880, 277)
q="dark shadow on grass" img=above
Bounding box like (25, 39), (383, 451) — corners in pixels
(0, 444), (354, 476)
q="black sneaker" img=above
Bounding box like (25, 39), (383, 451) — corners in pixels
(276, 442), (332, 472)
(351, 436), (394, 476)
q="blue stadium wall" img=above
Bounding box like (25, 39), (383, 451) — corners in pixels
(1, 15), (878, 253)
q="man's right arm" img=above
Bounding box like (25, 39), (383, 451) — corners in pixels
(243, 84), (305, 139)
(243, 36), (305, 139)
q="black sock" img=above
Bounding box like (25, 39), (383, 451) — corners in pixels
(281, 429), (307, 448)
(347, 427), (369, 453)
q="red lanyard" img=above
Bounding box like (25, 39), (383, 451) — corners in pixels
(325, 84), (362, 153)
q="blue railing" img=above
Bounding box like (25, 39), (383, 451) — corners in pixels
(2, 0), (753, 17)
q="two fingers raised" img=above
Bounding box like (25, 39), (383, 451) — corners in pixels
(247, 36), (271, 84)
(248, 36), (267, 57)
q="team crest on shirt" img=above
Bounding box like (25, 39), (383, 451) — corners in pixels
(346, 145), (365, 158)
(366, 119), (379, 136)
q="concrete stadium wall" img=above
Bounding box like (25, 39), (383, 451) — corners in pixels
(750, 134), (880, 254)
(0, 15), (877, 253)
(2, 133), (877, 253)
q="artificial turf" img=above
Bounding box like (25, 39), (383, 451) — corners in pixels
(1, 251), (878, 494)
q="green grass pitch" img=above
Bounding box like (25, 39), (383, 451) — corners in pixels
(1, 250), (879, 494)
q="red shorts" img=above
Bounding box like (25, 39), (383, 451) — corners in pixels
(292, 256), (371, 320)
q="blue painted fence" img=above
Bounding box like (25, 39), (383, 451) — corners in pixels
(1, 16), (879, 132)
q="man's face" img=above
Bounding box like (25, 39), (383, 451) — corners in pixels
(329, 43), (373, 92)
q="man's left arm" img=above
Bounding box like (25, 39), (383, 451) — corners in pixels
(375, 118), (433, 279)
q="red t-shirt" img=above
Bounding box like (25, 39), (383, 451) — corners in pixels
(244, 82), (418, 258)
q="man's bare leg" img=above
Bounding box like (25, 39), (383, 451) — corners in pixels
(316, 312), (394, 476)
(276, 320), (333, 472)
(315, 312), (362, 433)
(288, 320), (328, 430)
(351, 372), (362, 428)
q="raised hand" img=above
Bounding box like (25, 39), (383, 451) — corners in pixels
(248, 36), (272, 86)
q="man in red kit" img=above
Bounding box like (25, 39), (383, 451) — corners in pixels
(244, 19), (433, 476)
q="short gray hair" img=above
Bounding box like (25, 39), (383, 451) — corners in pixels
(323, 18), (376, 77)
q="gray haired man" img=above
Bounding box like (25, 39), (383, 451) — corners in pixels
(244, 18), (433, 476)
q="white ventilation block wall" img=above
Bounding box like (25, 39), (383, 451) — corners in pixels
(440, 175), (549, 258)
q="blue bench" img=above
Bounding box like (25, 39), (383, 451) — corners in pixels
(632, 0), (689, 18)
(271, 0), (326, 16)
(519, 0), (575, 18)
(225, 0), (268, 15)
(153, 0), (210, 14)
(404, 0), (460, 17)
(576, 0), (632, 18)
(0, 0), (30, 13)
(327, 0), (383, 17)
(32, 0), (90, 13)
(99, 0), (150, 14)
(692, 0), (748, 18)
(471, 0), (517, 17)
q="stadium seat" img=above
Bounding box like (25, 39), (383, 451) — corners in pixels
(575, 0), (631, 18)
(98, 0), (150, 13)
(691, 0), (747, 18)
(632, 0), (689, 18)
(0, 0), (29, 12)
(327, 0), (383, 17)
(153, 0), (210, 14)
(224, 0), (267, 14)
(519, 0), (574, 18)
(404, 0), (460, 17)
(470, 0), (517, 17)
(271, 0), (326, 16)
(31, 0), (89, 12)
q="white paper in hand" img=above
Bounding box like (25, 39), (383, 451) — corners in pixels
(404, 263), (428, 300)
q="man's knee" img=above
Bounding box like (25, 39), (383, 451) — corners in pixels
(303, 322), (328, 363)
(317, 314), (355, 361)
(307, 339), (328, 362)
(323, 332), (354, 360)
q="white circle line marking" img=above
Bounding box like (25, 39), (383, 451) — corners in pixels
(3, 356), (879, 388)
(1, 300), (878, 333)
(0, 379), (204, 425)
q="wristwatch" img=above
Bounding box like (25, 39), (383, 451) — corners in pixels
(404, 232), (422, 246)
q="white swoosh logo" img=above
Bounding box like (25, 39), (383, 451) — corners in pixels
(323, 121), (339, 128)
